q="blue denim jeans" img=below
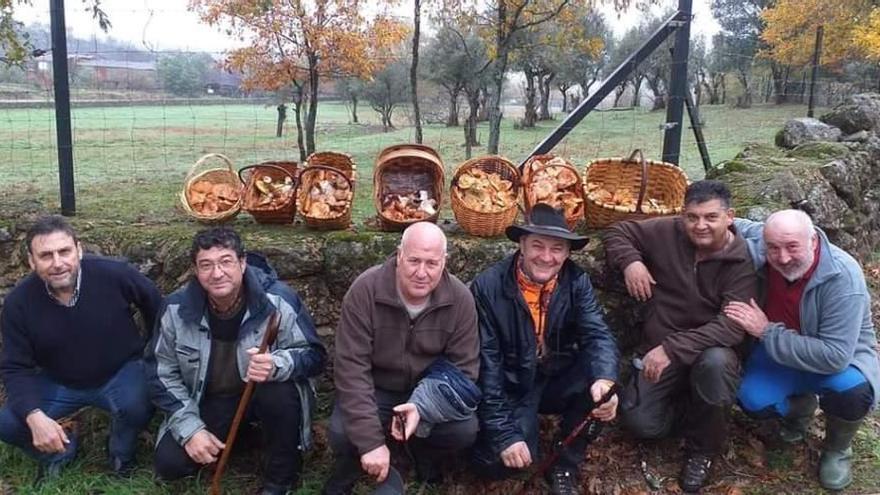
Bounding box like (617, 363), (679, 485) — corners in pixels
(0, 359), (153, 466)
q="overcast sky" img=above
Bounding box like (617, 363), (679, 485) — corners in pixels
(14, 0), (720, 54)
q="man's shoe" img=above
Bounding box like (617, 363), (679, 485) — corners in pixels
(679, 453), (713, 493)
(373, 466), (405, 495)
(546, 466), (579, 495)
(819, 415), (862, 490)
(110, 456), (136, 478)
(257, 483), (290, 495)
(780, 394), (818, 444)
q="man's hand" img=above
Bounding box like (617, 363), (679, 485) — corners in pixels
(500, 441), (532, 469)
(25, 410), (69, 454)
(184, 429), (225, 465)
(724, 299), (769, 338)
(361, 444), (391, 482)
(245, 347), (275, 383)
(391, 403), (420, 441)
(623, 261), (656, 302)
(589, 379), (618, 422)
(642, 345), (671, 383)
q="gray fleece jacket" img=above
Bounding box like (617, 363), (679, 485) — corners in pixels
(735, 218), (880, 408)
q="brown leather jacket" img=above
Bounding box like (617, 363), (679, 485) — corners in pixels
(333, 256), (479, 454)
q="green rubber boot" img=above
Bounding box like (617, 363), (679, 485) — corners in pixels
(819, 415), (862, 490)
(780, 394), (818, 444)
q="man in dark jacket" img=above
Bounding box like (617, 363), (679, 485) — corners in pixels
(471, 204), (620, 495)
(146, 227), (326, 495)
(602, 180), (757, 493)
(323, 222), (480, 495)
(0, 215), (161, 481)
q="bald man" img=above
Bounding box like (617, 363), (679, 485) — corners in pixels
(728, 211), (879, 490)
(323, 222), (480, 494)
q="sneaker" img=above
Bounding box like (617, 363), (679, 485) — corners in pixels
(679, 453), (713, 493)
(547, 466), (579, 495)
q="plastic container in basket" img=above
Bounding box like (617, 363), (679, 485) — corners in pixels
(238, 161), (299, 224)
(521, 154), (584, 230)
(373, 144), (445, 232)
(451, 155), (520, 237)
(179, 153), (243, 224)
(297, 163), (355, 231)
(583, 149), (688, 229)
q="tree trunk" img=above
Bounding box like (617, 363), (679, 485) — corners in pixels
(648, 77), (665, 111)
(305, 54), (319, 155)
(721, 74), (727, 105)
(736, 70), (752, 108)
(613, 83), (626, 107)
(478, 86), (490, 122)
(558, 85), (569, 113)
(487, 5), (510, 155)
(446, 89), (460, 127)
(539, 73), (553, 120)
(351, 95), (359, 123)
(276, 104), (287, 138)
(632, 77), (643, 107)
(292, 85), (306, 162)
(464, 90), (480, 148)
(522, 70), (538, 128)
(410, 0), (423, 143)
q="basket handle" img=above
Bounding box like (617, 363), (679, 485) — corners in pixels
(237, 163), (298, 187)
(186, 153), (235, 184)
(626, 149), (649, 213)
(299, 164), (354, 192)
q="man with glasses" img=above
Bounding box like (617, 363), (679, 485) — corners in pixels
(0, 215), (161, 481)
(147, 227), (325, 495)
(602, 180), (758, 493)
(323, 222), (480, 494)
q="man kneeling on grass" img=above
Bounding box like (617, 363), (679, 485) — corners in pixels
(0, 215), (161, 482)
(146, 227), (326, 495)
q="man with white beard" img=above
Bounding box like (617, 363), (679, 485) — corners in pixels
(727, 210), (880, 491)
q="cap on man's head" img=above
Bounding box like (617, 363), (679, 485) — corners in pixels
(505, 204), (588, 250)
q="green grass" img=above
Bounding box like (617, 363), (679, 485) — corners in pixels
(0, 101), (819, 226)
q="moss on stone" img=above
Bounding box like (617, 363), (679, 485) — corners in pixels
(786, 141), (851, 161)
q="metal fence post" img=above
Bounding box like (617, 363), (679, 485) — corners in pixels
(661, 0), (693, 166)
(50, 0), (76, 216)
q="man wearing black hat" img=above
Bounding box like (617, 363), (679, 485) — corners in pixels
(470, 204), (620, 495)
(602, 180), (757, 493)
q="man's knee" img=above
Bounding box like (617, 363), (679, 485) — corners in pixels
(327, 405), (357, 456)
(153, 434), (196, 481)
(424, 415), (478, 451)
(820, 382), (874, 421)
(254, 381), (302, 422)
(620, 405), (673, 439)
(0, 408), (27, 445)
(692, 347), (740, 406)
(111, 393), (153, 428)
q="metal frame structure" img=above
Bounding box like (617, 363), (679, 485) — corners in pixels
(50, 0), (76, 215)
(523, 0), (704, 169)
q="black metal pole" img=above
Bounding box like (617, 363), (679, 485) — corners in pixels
(521, 9), (685, 166)
(807, 25), (824, 118)
(660, 0), (692, 166)
(50, 0), (75, 216)
(684, 88), (711, 172)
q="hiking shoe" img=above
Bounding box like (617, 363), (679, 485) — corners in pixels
(680, 453), (713, 493)
(547, 466), (579, 495)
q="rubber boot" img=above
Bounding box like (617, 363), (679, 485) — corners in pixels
(819, 415), (862, 490)
(780, 394), (818, 444)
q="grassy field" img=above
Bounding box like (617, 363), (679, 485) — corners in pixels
(0, 101), (817, 225)
(5, 100), (879, 495)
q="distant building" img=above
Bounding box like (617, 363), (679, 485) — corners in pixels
(205, 71), (244, 97)
(28, 54), (158, 91)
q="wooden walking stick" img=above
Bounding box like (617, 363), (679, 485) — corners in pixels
(209, 311), (281, 495)
(515, 383), (621, 495)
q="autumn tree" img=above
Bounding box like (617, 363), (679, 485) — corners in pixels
(1, 0), (109, 65)
(411, 0), (423, 142)
(553, 11), (609, 112)
(854, 7), (880, 61)
(192, 0), (406, 160)
(336, 77), (365, 123)
(423, 25), (475, 127)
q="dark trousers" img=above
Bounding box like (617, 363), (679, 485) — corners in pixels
(473, 362), (593, 479)
(154, 381), (303, 487)
(0, 359), (152, 466)
(328, 387), (478, 468)
(619, 347), (740, 455)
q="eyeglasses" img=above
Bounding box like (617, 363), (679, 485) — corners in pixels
(196, 257), (240, 274)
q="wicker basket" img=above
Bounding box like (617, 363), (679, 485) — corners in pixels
(583, 149), (689, 229)
(297, 165), (355, 230)
(238, 162), (299, 224)
(179, 153), (243, 224)
(373, 144), (445, 231)
(451, 155), (520, 237)
(521, 154), (584, 230)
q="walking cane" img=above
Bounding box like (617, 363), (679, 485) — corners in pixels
(515, 383), (621, 495)
(209, 311), (281, 495)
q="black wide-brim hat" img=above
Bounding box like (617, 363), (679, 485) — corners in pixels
(505, 203), (588, 251)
